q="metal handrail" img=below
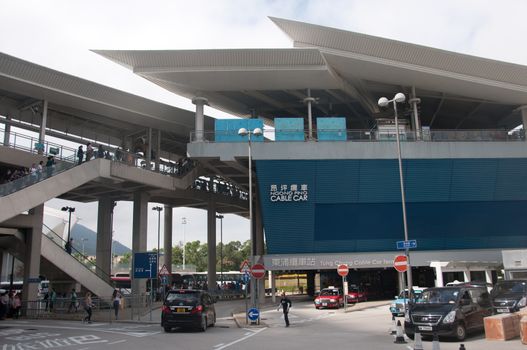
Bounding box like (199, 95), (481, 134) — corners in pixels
(42, 223), (112, 285)
(190, 128), (525, 143)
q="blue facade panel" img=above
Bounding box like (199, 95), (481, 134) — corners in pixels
(316, 117), (347, 141)
(214, 119), (264, 142)
(275, 118), (305, 141)
(256, 159), (527, 254)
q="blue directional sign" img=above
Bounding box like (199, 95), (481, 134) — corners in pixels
(133, 252), (158, 279)
(161, 276), (168, 285)
(247, 307), (260, 321)
(242, 272), (250, 283)
(396, 240), (417, 250)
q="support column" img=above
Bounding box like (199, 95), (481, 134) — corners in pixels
(462, 269), (470, 282)
(409, 87), (421, 140)
(431, 262), (444, 287)
(522, 108), (527, 141)
(269, 271), (276, 303)
(163, 206), (173, 276)
(254, 199), (265, 303)
(96, 197), (114, 278)
(3, 115), (11, 146)
(38, 100), (48, 154)
(146, 128), (152, 168)
(304, 89), (315, 140)
(207, 201), (217, 290)
(22, 205), (44, 312)
(155, 130), (161, 172)
(485, 270), (493, 284)
(192, 97), (208, 142)
(132, 192), (149, 296)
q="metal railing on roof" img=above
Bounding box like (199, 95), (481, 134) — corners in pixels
(190, 128), (525, 143)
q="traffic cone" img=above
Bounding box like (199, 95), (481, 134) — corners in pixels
(413, 330), (424, 350)
(459, 345), (466, 350)
(394, 320), (407, 344)
(432, 332), (440, 350)
(389, 315), (397, 335)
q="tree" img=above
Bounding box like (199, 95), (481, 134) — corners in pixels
(119, 252), (131, 265)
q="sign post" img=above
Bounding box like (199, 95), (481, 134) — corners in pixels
(251, 263), (266, 324)
(240, 260), (250, 324)
(337, 264), (349, 311)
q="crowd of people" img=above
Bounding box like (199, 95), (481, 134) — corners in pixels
(0, 290), (22, 320)
(192, 176), (247, 200)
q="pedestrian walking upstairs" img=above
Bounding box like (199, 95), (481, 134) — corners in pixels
(77, 146), (84, 165)
(277, 292), (292, 327)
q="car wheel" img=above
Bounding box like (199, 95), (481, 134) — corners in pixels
(455, 323), (466, 341)
(200, 316), (207, 332)
(163, 326), (171, 333)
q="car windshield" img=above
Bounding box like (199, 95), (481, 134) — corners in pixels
(399, 290), (423, 299)
(418, 289), (459, 304)
(491, 281), (527, 295)
(320, 289), (340, 296)
(165, 290), (201, 305)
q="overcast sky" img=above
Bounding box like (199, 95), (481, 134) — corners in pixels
(2, 0), (526, 250)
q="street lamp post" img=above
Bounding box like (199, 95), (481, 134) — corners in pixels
(152, 206), (163, 294)
(181, 217), (187, 271)
(216, 214), (224, 287)
(378, 93), (413, 297)
(238, 127), (263, 310)
(61, 206), (75, 243)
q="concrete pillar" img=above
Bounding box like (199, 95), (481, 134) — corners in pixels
(3, 115), (11, 146)
(410, 87), (421, 140)
(146, 128), (152, 168)
(462, 269), (470, 282)
(254, 200), (265, 303)
(96, 197), (114, 279)
(22, 205), (44, 310)
(155, 130), (161, 172)
(163, 206), (172, 275)
(192, 97), (208, 142)
(269, 271), (276, 303)
(38, 100), (48, 154)
(132, 192), (149, 296)
(307, 271), (315, 296)
(207, 201), (217, 290)
(485, 270), (493, 284)
(522, 108), (527, 141)
(432, 263), (444, 287)
(0, 251), (5, 281)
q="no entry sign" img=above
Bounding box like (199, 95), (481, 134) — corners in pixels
(337, 264), (349, 277)
(251, 263), (266, 279)
(393, 255), (408, 272)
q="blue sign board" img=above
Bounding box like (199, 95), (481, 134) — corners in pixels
(242, 272), (250, 283)
(247, 308), (260, 321)
(396, 240), (417, 250)
(161, 275), (168, 285)
(133, 252), (158, 279)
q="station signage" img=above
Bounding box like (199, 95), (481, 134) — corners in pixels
(269, 184), (308, 202)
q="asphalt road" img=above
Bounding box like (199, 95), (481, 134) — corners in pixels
(1, 300), (525, 350)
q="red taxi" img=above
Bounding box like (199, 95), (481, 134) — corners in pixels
(347, 286), (368, 303)
(314, 287), (344, 309)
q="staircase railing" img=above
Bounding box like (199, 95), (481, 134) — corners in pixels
(42, 223), (113, 286)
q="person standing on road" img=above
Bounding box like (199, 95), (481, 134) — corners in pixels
(277, 292), (292, 327)
(68, 288), (78, 312)
(49, 288), (57, 312)
(83, 292), (93, 323)
(112, 289), (121, 320)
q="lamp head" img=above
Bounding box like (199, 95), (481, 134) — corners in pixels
(61, 207), (67, 211)
(238, 128), (248, 136)
(377, 97), (389, 107)
(253, 127), (263, 136)
(394, 93), (406, 103)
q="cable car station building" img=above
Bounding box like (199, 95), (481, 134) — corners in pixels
(2, 17), (527, 300)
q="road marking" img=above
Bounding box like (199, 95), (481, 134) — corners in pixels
(108, 340), (127, 345)
(12, 324), (160, 338)
(213, 343), (224, 348)
(214, 327), (266, 350)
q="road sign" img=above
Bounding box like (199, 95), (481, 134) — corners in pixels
(396, 240), (417, 250)
(133, 252), (158, 279)
(240, 260), (250, 274)
(247, 307), (260, 321)
(251, 263), (266, 279)
(159, 264), (170, 276)
(337, 264), (349, 277)
(161, 275), (168, 285)
(393, 255), (408, 273)
(242, 272), (250, 283)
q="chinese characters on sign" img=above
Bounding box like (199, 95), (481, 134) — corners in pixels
(271, 257), (316, 267)
(269, 184), (308, 202)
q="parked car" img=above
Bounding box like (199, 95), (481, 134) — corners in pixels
(347, 285), (368, 303)
(389, 287), (425, 316)
(161, 289), (216, 332)
(314, 287), (344, 309)
(490, 280), (527, 314)
(404, 286), (492, 341)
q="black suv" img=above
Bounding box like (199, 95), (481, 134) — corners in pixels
(161, 289), (216, 332)
(404, 286), (492, 341)
(490, 280), (527, 314)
